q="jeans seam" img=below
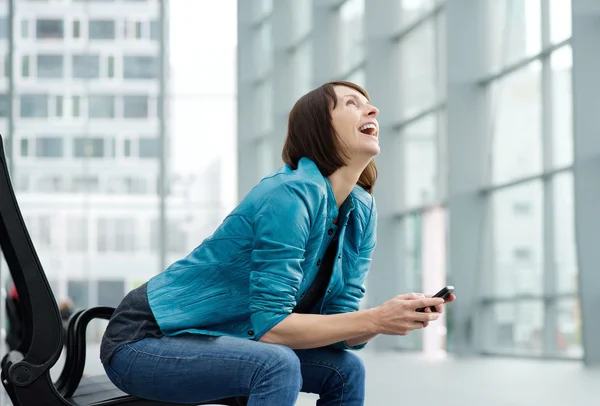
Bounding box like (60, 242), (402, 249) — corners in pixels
(301, 361), (345, 406)
(125, 342), (268, 367)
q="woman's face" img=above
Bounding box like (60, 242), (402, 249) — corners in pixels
(330, 85), (380, 162)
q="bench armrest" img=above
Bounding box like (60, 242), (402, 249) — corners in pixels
(60, 306), (114, 398)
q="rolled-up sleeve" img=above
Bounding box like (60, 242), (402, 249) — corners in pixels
(325, 197), (377, 350)
(249, 182), (315, 339)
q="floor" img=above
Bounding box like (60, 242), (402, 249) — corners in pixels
(43, 344), (596, 406)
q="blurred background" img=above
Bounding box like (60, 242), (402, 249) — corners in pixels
(1, 0), (599, 405)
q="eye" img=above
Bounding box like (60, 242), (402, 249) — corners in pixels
(346, 99), (357, 106)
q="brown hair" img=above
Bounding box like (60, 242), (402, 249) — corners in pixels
(281, 81), (378, 194)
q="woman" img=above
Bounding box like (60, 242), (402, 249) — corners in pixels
(100, 81), (455, 405)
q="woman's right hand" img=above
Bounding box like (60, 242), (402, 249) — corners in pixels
(371, 293), (444, 336)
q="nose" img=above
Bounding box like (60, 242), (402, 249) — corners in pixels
(366, 104), (379, 118)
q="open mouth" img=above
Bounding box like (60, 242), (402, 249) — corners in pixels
(358, 123), (377, 136)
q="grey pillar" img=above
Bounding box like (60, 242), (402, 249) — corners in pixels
(237, 0), (259, 201)
(571, 0), (600, 367)
(365, 0), (402, 351)
(270, 0), (294, 170)
(445, 0), (489, 355)
(312, 0), (341, 86)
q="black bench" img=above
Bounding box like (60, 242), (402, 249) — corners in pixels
(0, 135), (243, 406)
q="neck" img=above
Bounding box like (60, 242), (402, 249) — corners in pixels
(328, 162), (366, 208)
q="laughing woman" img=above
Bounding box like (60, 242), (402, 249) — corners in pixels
(100, 81), (454, 406)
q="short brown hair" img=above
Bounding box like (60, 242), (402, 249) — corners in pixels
(281, 81), (378, 194)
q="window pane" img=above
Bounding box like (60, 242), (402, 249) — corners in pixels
(123, 95), (149, 118)
(72, 176), (99, 193)
(490, 181), (543, 297)
(115, 219), (136, 252)
(150, 20), (160, 40)
(36, 19), (64, 39)
(553, 172), (577, 294)
(339, 0), (365, 71)
(254, 80), (272, 135)
(549, 0), (571, 44)
(74, 137), (105, 158)
(67, 280), (89, 308)
(123, 55), (159, 79)
(20, 139), (29, 157)
(72, 20), (81, 39)
(556, 298), (582, 357)
(139, 137), (159, 158)
(36, 54), (64, 78)
(89, 20), (116, 40)
(398, 19), (437, 118)
(36, 136), (64, 158)
(399, 0), (437, 27)
(67, 217), (88, 252)
(21, 55), (30, 77)
(72, 96), (81, 117)
(551, 46), (573, 168)
(20, 94), (48, 118)
(72, 54), (100, 78)
(98, 280), (125, 307)
(486, 0), (541, 73)
(402, 114), (438, 207)
(484, 300), (544, 354)
(491, 62), (542, 184)
(252, 23), (271, 78)
(55, 95), (64, 117)
(0, 17), (7, 38)
(20, 20), (28, 39)
(0, 93), (7, 117)
(88, 95), (115, 118)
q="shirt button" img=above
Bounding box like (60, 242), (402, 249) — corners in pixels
(317, 259), (321, 266)
(337, 254), (341, 259)
(327, 289), (332, 293)
(327, 228), (333, 235)
(247, 330), (254, 336)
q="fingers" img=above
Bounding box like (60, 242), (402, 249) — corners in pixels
(411, 297), (444, 310)
(397, 292), (425, 300)
(413, 311), (440, 323)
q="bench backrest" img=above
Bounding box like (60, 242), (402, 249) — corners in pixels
(0, 135), (63, 367)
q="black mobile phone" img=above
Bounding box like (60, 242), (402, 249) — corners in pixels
(416, 286), (454, 312)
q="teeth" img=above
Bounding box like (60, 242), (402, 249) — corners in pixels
(358, 123), (376, 131)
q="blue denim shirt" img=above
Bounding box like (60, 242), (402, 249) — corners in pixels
(147, 157), (377, 350)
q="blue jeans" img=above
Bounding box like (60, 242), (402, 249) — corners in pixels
(103, 335), (366, 405)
